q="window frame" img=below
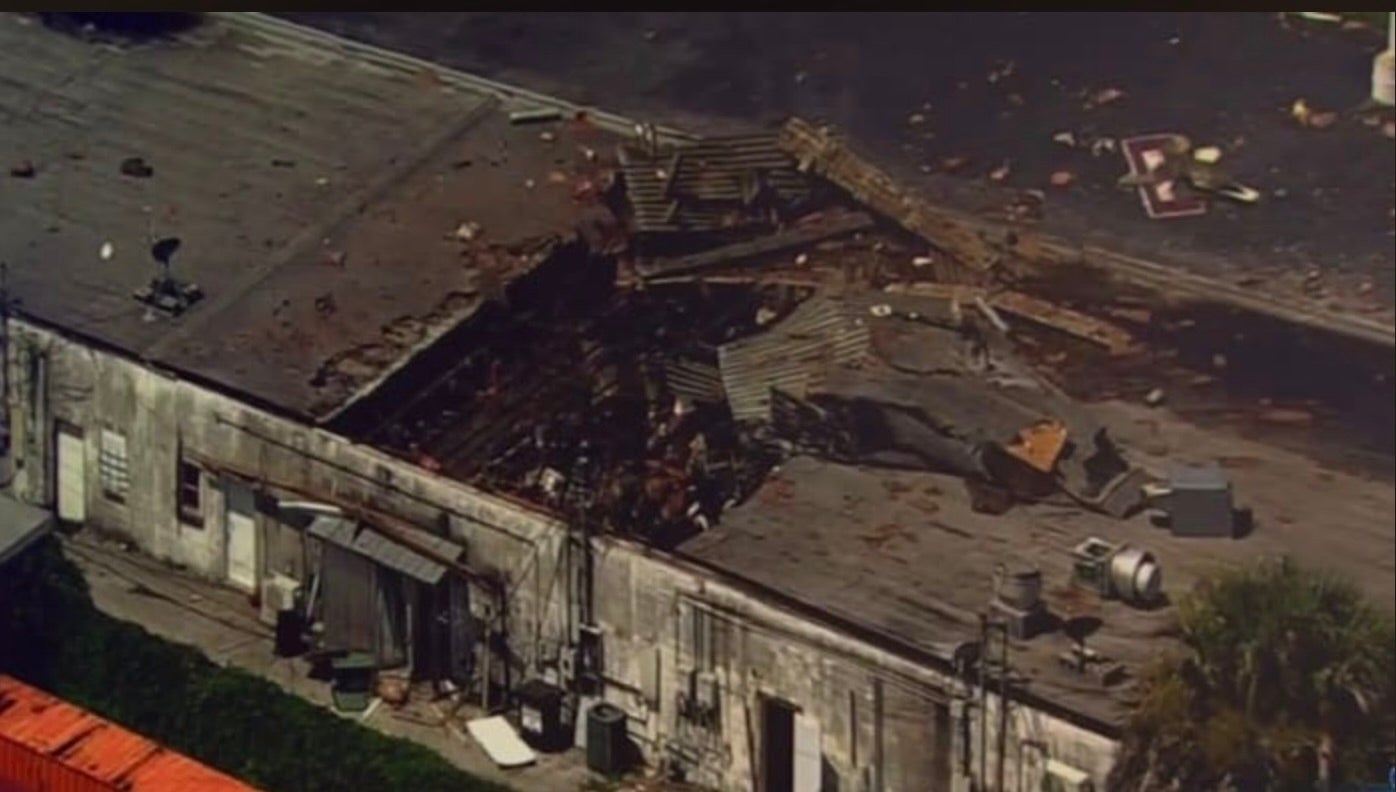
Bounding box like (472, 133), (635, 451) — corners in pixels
(177, 457), (204, 528)
(98, 427), (130, 503)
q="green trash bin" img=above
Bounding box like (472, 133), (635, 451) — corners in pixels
(586, 702), (627, 776)
(330, 652), (376, 713)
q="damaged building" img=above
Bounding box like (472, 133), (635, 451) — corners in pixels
(4, 11), (1314, 792)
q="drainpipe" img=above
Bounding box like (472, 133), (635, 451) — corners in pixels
(1374, 12), (1395, 106)
(978, 614), (988, 791)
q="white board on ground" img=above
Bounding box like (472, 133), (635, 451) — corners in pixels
(466, 716), (537, 769)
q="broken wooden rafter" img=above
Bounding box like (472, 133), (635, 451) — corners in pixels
(636, 211), (874, 279)
(881, 282), (1136, 354)
(778, 117), (1001, 280)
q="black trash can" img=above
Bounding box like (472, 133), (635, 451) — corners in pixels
(515, 679), (567, 752)
(586, 702), (628, 776)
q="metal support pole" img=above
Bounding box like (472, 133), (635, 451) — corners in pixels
(978, 614), (988, 791)
(997, 620), (1009, 792)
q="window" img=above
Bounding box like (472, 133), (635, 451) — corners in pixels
(98, 428), (130, 502)
(177, 459), (204, 527)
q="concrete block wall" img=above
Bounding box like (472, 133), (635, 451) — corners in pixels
(5, 317), (1118, 791)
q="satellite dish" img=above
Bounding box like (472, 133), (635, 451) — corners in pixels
(151, 236), (181, 265)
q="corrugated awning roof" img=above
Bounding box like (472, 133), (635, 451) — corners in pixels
(307, 516), (462, 585)
(0, 493), (54, 567)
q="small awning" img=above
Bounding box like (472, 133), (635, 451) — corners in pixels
(307, 516), (462, 585)
(0, 493), (55, 567)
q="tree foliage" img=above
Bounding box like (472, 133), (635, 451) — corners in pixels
(0, 537), (510, 792)
(1109, 557), (1395, 791)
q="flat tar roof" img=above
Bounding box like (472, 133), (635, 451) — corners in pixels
(681, 399), (1395, 730)
(1, 12), (614, 420)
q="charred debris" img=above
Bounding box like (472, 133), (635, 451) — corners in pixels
(333, 118), (1154, 549)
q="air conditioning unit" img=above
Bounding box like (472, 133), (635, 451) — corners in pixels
(260, 574), (301, 626)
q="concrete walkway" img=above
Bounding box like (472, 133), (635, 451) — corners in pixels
(61, 531), (595, 792)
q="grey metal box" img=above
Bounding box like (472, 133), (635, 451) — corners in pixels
(1165, 465), (1234, 538)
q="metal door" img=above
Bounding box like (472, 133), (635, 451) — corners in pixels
(793, 713), (823, 792)
(445, 575), (474, 684)
(55, 425), (86, 523)
(224, 479), (258, 592)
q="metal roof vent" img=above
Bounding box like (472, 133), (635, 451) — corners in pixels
(1070, 537), (1162, 607)
(133, 236), (202, 318)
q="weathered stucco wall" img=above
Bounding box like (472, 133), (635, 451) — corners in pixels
(591, 542), (1118, 792)
(5, 318), (1117, 791)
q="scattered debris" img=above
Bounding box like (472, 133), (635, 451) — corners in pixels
(1089, 137), (1118, 157)
(1120, 134), (1207, 219)
(1088, 87), (1127, 108)
(315, 293), (337, 316)
(1257, 407), (1314, 426)
(323, 250), (347, 268)
(120, 157), (154, 178)
(99, 242), (114, 261)
(940, 156), (969, 172)
(1192, 146), (1222, 165)
(508, 108), (563, 126)
(780, 118), (1001, 276)
(622, 132), (812, 240)
(315, 177), (330, 187)
(989, 161), (1012, 182)
(271, 158), (296, 168)
(907, 113), (927, 126)
(1308, 111), (1338, 129)
(539, 131), (557, 143)
(1383, 121), (1395, 139)
(547, 170), (569, 185)
(1052, 131), (1077, 147)
(1049, 170), (1075, 188)
(990, 291), (1137, 355)
(1144, 388), (1166, 407)
(974, 296), (1010, 334)
(635, 211), (872, 279)
(1291, 98), (1338, 129)
(9, 160), (36, 178)
(1004, 420), (1068, 473)
(451, 221), (483, 242)
(524, 179), (536, 190)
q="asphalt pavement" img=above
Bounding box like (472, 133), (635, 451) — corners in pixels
(278, 12), (1396, 314)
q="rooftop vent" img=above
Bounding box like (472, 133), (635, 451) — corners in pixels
(133, 236), (202, 317)
(989, 562), (1052, 640)
(1069, 537), (1162, 608)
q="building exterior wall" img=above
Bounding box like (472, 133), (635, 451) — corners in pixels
(3, 317), (1117, 791)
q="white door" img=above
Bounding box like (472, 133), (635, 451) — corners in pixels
(793, 713), (823, 792)
(224, 480), (258, 592)
(55, 426), (86, 524)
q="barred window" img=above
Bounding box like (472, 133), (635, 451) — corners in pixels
(99, 428), (129, 502)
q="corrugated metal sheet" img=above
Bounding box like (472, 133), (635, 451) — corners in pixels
(718, 297), (871, 423)
(321, 542), (376, 654)
(663, 358), (726, 404)
(0, 675), (262, 792)
(308, 516), (458, 585)
(619, 134), (810, 234)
